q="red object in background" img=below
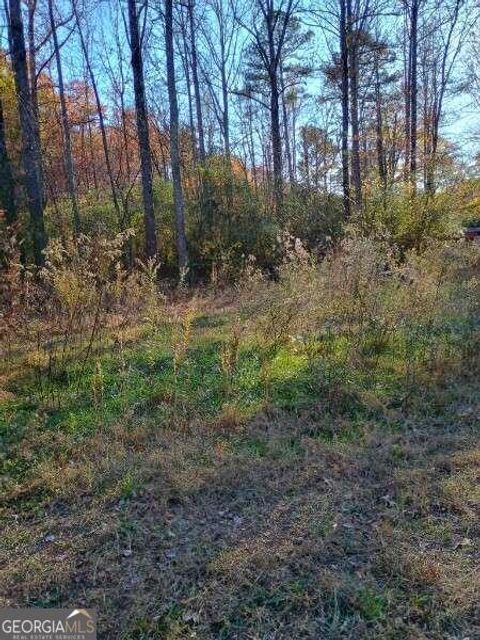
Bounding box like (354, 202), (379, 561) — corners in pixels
(464, 227), (480, 240)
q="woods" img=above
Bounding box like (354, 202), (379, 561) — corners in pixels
(1, 1), (480, 638)
(0, 0), (477, 271)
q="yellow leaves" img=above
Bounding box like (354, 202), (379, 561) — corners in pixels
(42, 231), (136, 313)
(24, 348), (49, 370)
(0, 54), (15, 93)
(52, 268), (95, 311)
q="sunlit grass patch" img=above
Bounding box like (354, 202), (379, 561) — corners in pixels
(1, 245), (479, 639)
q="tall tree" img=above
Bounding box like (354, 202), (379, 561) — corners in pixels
(241, 0), (307, 212)
(72, 0), (122, 225)
(178, 10), (198, 164)
(200, 0), (239, 159)
(0, 96), (17, 225)
(165, 0), (188, 271)
(248, 0), (298, 212)
(421, 0), (465, 193)
(373, 40), (388, 191)
(26, 0), (44, 197)
(346, 0), (363, 210)
(8, 0), (46, 265)
(409, 0), (420, 192)
(0, 46), (16, 226)
(187, 0), (206, 163)
(48, 0), (81, 234)
(127, 0), (158, 258)
(339, 0), (350, 217)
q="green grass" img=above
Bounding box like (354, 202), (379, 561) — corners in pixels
(0, 301), (479, 639)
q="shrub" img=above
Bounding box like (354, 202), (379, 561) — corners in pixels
(239, 230), (480, 409)
(282, 185), (345, 253)
(359, 186), (457, 251)
(185, 157), (280, 282)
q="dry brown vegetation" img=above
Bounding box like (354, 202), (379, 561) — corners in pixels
(1, 233), (479, 639)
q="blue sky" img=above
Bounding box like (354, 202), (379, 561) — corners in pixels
(1, 0), (478, 165)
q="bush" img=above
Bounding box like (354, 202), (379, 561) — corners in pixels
(184, 156), (281, 282)
(358, 185), (458, 251)
(239, 231), (480, 408)
(282, 185), (345, 253)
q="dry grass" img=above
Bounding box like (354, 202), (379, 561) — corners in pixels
(1, 236), (479, 638)
(1, 373), (478, 639)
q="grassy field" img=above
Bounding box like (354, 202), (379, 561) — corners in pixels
(1, 240), (479, 639)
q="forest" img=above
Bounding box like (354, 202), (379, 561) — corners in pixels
(0, 0), (479, 638)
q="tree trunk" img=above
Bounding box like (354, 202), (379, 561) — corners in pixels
(280, 65), (294, 185)
(166, 0), (188, 271)
(187, 0), (205, 163)
(374, 56), (387, 191)
(409, 0), (419, 194)
(8, 0), (46, 266)
(424, 0), (461, 195)
(404, 4), (411, 182)
(0, 97), (17, 225)
(48, 0), (81, 234)
(86, 116), (99, 192)
(180, 23), (197, 166)
(270, 69), (283, 212)
(73, 1), (121, 222)
(127, 0), (158, 259)
(120, 96), (132, 185)
(26, 0), (44, 203)
(247, 100), (258, 191)
(292, 103), (297, 182)
(347, 0), (361, 211)
(303, 133), (310, 187)
(220, 53), (230, 158)
(340, 0), (350, 218)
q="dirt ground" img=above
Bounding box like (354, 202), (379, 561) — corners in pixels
(2, 377), (478, 639)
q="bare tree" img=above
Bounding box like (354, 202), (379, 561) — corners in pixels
(409, 0), (420, 192)
(421, 0), (466, 193)
(48, 0), (81, 234)
(26, 0), (44, 196)
(72, 0), (122, 226)
(178, 9), (198, 163)
(339, 0), (350, 217)
(165, 0), (188, 271)
(345, 0), (360, 209)
(127, 0), (158, 258)
(186, 0), (206, 162)
(245, 0), (299, 212)
(8, 0), (46, 265)
(200, 0), (240, 159)
(373, 42), (387, 191)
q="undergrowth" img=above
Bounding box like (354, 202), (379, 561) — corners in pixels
(0, 231), (479, 638)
